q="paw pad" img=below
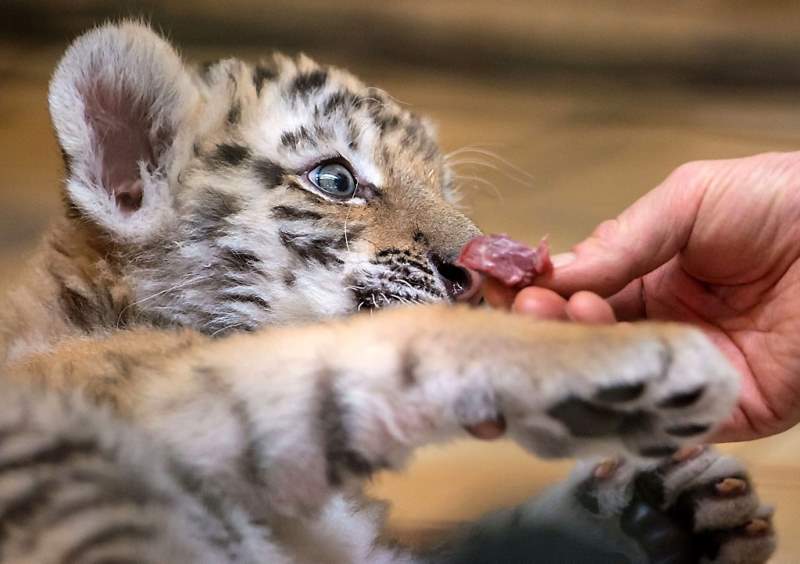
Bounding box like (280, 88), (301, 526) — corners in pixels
(547, 385), (710, 458)
(594, 382), (645, 403)
(657, 386), (706, 408)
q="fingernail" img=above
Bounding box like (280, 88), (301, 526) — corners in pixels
(551, 252), (576, 269)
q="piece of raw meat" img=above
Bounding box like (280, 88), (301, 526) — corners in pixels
(457, 234), (552, 289)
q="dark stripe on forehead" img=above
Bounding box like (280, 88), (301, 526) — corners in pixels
(272, 205), (322, 221)
(376, 114), (400, 134)
(211, 143), (251, 167)
(280, 131), (299, 151)
(344, 117), (360, 151)
(322, 91), (346, 115)
(365, 96), (402, 134)
(226, 101), (241, 125)
(321, 90), (360, 115)
(314, 123), (333, 143)
(252, 159), (286, 188)
(199, 59), (221, 83)
(280, 126), (317, 151)
(253, 64), (277, 95)
(291, 69), (328, 96)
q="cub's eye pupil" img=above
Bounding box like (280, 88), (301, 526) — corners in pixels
(310, 162), (357, 198)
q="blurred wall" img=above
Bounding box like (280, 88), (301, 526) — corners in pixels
(5, 0), (800, 86)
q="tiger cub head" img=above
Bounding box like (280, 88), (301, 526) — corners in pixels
(48, 21), (481, 334)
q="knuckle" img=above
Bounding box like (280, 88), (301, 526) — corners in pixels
(669, 159), (708, 182)
(591, 218), (623, 242)
(665, 159), (720, 196)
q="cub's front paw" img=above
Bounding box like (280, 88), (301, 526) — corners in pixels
(577, 448), (775, 564)
(494, 325), (739, 460)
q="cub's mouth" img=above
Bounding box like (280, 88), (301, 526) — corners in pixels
(429, 254), (481, 303)
(351, 232), (557, 311)
(349, 249), (481, 311)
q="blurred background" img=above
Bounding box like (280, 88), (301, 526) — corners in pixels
(2, 1), (800, 560)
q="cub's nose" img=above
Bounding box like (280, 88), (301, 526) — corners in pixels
(430, 254), (480, 302)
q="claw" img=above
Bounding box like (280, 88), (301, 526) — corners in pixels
(464, 415), (506, 440)
(671, 444), (705, 462)
(744, 518), (771, 536)
(715, 477), (748, 496)
(593, 458), (621, 480)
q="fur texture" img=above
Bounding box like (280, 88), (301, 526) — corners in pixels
(0, 22), (775, 563)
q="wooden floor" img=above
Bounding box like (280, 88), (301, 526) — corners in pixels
(1, 39), (799, 561)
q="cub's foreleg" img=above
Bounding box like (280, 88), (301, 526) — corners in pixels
(4, 304), (743, 562)
(83, 305), (740, 520)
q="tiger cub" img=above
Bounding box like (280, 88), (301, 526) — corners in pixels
(0, 21), (775, 563)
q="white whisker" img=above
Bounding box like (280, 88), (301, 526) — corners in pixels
(451, 174), (504, 202)
(445, 145), (536, 189)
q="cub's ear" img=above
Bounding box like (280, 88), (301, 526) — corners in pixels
(49, 21), (198, 242)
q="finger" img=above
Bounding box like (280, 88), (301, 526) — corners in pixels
(482, 277), (517, 310)
(606, 278), (647, 321)
(710, 406), (757, 443)
(565, 291), (616, 324)
(512, 287), (568, 319)
(538, 162), (711, 297)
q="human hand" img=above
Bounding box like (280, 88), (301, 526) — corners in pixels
(513, 151), (800, 442)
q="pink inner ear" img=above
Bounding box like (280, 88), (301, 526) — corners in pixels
(115, 179), (144, 212)
(83, 81), (167, 214)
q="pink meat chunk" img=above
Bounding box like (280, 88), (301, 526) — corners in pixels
(457, 234), (552, 288)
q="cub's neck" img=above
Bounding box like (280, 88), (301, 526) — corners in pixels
(0, 218), (136, 364)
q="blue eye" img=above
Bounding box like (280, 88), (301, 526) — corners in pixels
(308, 162), (357, 199)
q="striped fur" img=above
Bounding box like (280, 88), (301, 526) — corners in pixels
(1, 308), (754, 563)
(0, 21), (774, 564)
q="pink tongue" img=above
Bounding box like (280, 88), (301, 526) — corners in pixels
(457, 234), (552, 289)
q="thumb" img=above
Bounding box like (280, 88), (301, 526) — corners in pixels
(540, 163), (710, 297)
